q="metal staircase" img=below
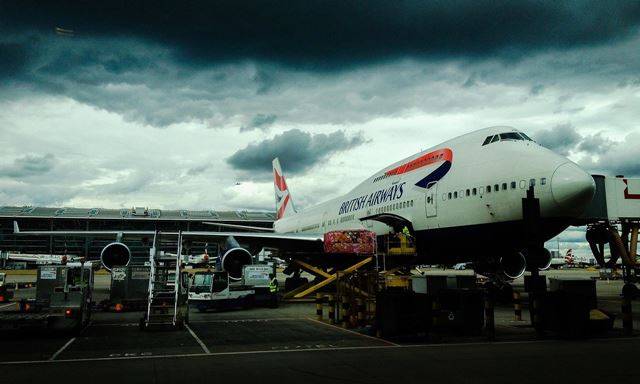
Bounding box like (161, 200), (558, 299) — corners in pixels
(141, 231), (188, 330)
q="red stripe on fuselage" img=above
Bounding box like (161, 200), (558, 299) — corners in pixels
(385, 148), (453, 176)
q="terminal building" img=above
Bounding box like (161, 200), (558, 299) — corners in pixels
(0, 206), (275, 267)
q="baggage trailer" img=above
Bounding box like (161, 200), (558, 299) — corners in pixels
(189, 264), (278, 312)
(0, 263), (94, 332)
(103, 266), (150, 311)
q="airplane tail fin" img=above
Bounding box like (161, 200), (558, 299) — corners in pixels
(273, 158), (296, 220)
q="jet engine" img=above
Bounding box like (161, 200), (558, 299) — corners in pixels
(221, 236), (253, 280)
(499, 251), (527, 279)
(100, 242), (131, 271)
(524, 247), (552, 271)
(221, 248), (253, 280)
(536, 247), (552, 271)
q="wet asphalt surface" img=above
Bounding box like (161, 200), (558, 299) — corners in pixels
(0, 269), (638, 383)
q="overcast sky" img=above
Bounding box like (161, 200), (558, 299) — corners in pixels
(1, 1), (639, 255)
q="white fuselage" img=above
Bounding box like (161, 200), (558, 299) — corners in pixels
(273, 127), (594, 258)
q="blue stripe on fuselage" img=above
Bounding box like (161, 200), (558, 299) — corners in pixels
(415, 161), (451, 188)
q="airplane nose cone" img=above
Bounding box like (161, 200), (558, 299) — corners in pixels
(551, 162), (595, 213)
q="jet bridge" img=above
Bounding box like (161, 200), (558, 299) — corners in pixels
(579, 175), (640, 294)
(580, 175), (640, 224)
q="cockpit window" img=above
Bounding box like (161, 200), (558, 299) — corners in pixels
(499, 132), (522, 141)
(483, 131), (534, 145)
(518, 132), (534, 141)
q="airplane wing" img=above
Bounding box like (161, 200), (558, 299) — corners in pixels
(202, 222), (274, 232)
(13, 221), (156, 237)
(13, 221), (323, 253)
(185, 231), (323, 252)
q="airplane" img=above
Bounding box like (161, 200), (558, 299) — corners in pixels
(13, 126), (596, 282)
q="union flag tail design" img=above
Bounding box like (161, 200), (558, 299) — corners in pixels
(273, 158), (296, 220)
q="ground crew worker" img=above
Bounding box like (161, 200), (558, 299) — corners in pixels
(269, 277), (278, 293)
(402, 226), (414, 247)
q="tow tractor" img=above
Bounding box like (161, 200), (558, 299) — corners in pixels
(189, 264), (277, 312)
(0, 263), (94, 331)
(0, 272), (14, 304)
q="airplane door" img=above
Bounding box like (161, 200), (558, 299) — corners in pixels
(425, 182), (437, 218)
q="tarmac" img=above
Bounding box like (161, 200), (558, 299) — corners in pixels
(0, 269), (638, 383)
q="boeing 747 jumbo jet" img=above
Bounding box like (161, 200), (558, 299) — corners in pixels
(14, 126), (596, 280)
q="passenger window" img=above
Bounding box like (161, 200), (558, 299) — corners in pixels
(520, 180), (526, 189)
(472, 188), (477, 196)
(494, 184), (499, 191)
(541, 177), (547, 185)
(511, 181), (516, 189)
(459, 190), (464, 198)
(482, 136), (493, 146)
(466, 189), (470, 196)
(486, 185), (491, 193)
(502, 183), (507, 190)
(479, 187), (484, 195)
(490, 135), (500, 143)
(448, 192), (452, 199)
(442, 193), (447, 201)
(454, 191), (458, 198)
(529, 178), (536, 187)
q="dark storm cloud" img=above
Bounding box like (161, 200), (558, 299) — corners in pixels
(535, 124), (622, 158)
(0, 42), (28, 79)
(580, 132), (640, 177)
(0, 154), (56, 178)
(577, 133), (616, 155)
(227, 129), (367, 174)
(240, 114), (277, 132)
(532, 125), (638, 176)
(0, 2), (639, 129)
(534, 123), (581, 155)
(2, 1), (640, 70)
